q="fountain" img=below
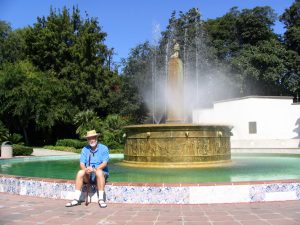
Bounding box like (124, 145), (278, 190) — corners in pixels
(123, 42), (232, 167)
(1, 36), (299, 206)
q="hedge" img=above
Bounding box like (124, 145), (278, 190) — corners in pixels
(44, 145), (81, 153)
(12, 144), (33, 156)
(56, 139), (86, 149)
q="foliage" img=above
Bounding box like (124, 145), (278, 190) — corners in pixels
(0, 6), (121, 144)
(120, 42), (153, 122)
(24, 6), (119, 116)
(280, 0), (300, 96)
(12, 144), (33, 156)
(230, 39), (290, 95)
(100, 114), (128, 149)
(236, 6), (277, 45)
(280, 0), (300, 54)
(73, 110), (103, 138)
(73, 111), (128, 149)
(118, 75), (148, 123)
(43, 145), (81, 153)
(1, 2), (300, 145)
(7, 133), (23, 144)
(109, 148), (124, 154)
(0, 21), (26, 65)
(0, 121), (23, 144)
(0, 61), (73, 144)
(205, 6), (277, 60)
(56, 139), (86, 149)
(0, 121), (9, 141)
(44, 145), (123, 153)
(204, 6), (291, 96)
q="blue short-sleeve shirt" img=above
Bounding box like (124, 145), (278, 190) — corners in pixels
(80, 143), (109, 174)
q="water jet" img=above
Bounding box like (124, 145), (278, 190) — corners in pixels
(123, 42), (232, 167)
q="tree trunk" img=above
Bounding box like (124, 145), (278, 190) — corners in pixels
(22, 126), (29, 145)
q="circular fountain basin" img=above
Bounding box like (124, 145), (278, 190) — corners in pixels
(1, 153), (300, 182)
(124, 124), (232, 167)
(1, 153), (300, 204)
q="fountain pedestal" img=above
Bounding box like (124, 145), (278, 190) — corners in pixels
(124, 124), (232, 167)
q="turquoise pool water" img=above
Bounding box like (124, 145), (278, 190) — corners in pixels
(1, 153), (300, 183)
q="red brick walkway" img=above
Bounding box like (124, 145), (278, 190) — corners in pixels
(0, 193), (300, 225)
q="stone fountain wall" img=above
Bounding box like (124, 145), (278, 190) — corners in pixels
(124, 124), (232, 167)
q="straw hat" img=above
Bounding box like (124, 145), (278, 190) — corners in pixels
(84, 130), (100, 138)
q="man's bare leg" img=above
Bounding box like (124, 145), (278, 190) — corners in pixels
(96, 170), (107, 207)
(65, 170), (88, 207)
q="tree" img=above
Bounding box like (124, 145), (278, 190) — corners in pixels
(204, 7), (240, 61)
(280, 0), (300, 54)
(0, 21), (26, 66)
(205, 6), (277, 62)
(230, 39), (289, 95)
(24, 6), (119, 116)
(236, 6), (277, 45)
(281, 50), (300, 96)
(0, 61), (72, 144)
(120, 42), (153, 122)
(205, 6), (290, 96)
(280, 0), (300, 97)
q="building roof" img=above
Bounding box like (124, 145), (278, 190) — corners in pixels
(215, 96), (294, 104)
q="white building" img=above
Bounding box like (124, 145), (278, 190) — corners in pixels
(193, 96), (300, 149)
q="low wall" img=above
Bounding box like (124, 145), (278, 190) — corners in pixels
(231, 139), (300, 149)
(1, 174), (299, 204)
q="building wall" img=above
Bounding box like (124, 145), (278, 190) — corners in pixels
(193, 96), (300, 148)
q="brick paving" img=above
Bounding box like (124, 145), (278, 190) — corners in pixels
(0, 193), (300, 225)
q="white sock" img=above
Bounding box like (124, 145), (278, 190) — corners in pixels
(98, 191), (104, 200)
(74, 190), (81, 201)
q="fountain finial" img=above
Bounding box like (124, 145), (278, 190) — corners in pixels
(171, 41), (180, 58)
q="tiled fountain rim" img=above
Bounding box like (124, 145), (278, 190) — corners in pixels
(1, 173), (300, 204)
(1, 153), (300, 204)
(1, 173), (300, 187)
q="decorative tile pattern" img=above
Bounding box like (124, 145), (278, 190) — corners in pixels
(0, 175), (300, 204)
(105, 185), (189, 204)
(249, 185), (266, 202)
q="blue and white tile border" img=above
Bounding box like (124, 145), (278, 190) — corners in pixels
(0, 174), (299, 204)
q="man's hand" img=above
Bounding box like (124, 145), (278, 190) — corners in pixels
(85, 166), (94, 174)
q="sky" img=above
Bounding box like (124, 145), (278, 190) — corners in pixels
(0, 0), (295, 64)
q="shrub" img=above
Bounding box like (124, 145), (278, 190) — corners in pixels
(7, 133), (24, 144)
(12, 144), (33, 156)
(101, 114), (128, 149)
(109, 148), (124, 154)
(44, 145), (81, 153)
(0, 121), (9, 141)
(73, 110), (103, 138)
(56, 139), (86, 149)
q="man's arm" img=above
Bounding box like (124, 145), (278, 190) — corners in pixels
(79, 149), (94, 173)
(81, 162), (94, 174)
(94, 146), (109, 172)
(94, 162), (108, 171)
(80, 162), (86, 170)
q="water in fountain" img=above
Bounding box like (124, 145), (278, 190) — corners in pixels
(123, 13), (233, 167)
(144, 10), (240, 126)
(148, 19), (218, 124)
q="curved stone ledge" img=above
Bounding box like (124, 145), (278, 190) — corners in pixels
(1, 174), (299, 204)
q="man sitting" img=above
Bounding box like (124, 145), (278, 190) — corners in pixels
(65, 130), (109, 208)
